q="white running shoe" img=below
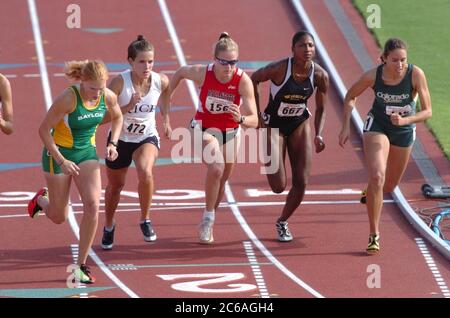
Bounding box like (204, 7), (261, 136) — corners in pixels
(198, 218), (214, 244)
(276, 221), (293, 242)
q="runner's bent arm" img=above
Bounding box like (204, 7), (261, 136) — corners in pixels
(169, 65), (206, 97)
(105, 89), (123, 143)
(0, 75), (13, 135)
(105, 89), (122, 161)
(313, 68), (329, 153)
(251, 61), (284, 127)
(38, 89), (79, 172)
(159, 73), (172, 138)
(339, 69), (375, 147)
(102, 76), (125, 124)
(393, 66), (432, 125)
(235, 73), (258, 128)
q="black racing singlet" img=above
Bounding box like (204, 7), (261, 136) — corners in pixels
(369, 63), (416, 130)
(263, 58), (315, 136)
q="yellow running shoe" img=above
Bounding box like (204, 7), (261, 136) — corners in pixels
(366, 234), (380, 254)
(72, 264), (96, 284)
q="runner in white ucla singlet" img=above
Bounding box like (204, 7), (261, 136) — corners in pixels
(102, 35), (172, 250)
(118, 69), (161, 144)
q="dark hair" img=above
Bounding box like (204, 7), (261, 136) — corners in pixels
(292, 30), (314, 47)
(127, 35), (154, 60)
(214, 32), (238, 56)
(381, 38), (408, 61)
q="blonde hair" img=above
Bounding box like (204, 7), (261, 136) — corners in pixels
(214, 32), (238, 56)
(64, 60), (109, 81)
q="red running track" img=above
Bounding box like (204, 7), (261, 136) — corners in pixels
(0, 0), (449, 298)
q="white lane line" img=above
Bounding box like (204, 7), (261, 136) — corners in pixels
(108, 262), (273, 270)
(157, 0), (199, 109)
(27, 0), (138, 299)
(158, 0), (324, 298)
(247, 188), (362, 197)
(225, 183), (324, 298)
(27, 0), (52, 108)
(0, 199), (396, 219)
(415, 238), (450, 298)
(0, 199), (395, 208)
(243, 241), (270, 298)
(23, 73), (41, 78)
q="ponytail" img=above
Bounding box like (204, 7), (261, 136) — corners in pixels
(64, 60), (109, 81)
(213, 31), (238, 56)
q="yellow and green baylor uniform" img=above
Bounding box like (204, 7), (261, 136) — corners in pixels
(42, 85), (107, 174)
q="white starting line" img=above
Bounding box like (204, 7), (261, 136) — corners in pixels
(0, 188), (394, 219)
(246, 188), (362, 197)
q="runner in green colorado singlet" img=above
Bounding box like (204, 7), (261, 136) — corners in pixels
(363, 63), (416, 147)
(339, 38), (432, 254)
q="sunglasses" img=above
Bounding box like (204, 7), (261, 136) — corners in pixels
(215, 57), (239, 66)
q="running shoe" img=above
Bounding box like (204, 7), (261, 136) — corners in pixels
(27, 187), (48, 218)
(366, 234), (380, 254)
(198, 218), (214, 244)
(360, 188), (367, 204)
(72, 264), (96, 284)
(101, 225), (115, 250)
(276, 221), (293, 242)
(140, 220), (157, 242)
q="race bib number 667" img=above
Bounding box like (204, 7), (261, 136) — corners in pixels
(278, 102), (306, 117)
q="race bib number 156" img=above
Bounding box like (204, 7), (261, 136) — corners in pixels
(206, 96), (232, 114)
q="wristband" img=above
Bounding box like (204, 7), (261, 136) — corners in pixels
(108, 140), (118, 147)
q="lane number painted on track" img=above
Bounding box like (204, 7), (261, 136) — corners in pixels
(0, 192), (35, 201)
(157, 273), (257, 293)
(120, 189), (204, 200)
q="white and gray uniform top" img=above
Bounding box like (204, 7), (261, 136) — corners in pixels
(117, 69), (162, 143)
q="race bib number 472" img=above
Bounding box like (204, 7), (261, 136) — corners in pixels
(124, 117), (147, 135)
(278, 102), (306, 117)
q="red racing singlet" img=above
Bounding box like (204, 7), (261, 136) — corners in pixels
(195, 63), (243, 131)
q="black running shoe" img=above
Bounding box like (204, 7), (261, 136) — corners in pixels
(360, 189), (367, 204)
(101, 225), (115, 250)
(140, 220), (157, 242)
